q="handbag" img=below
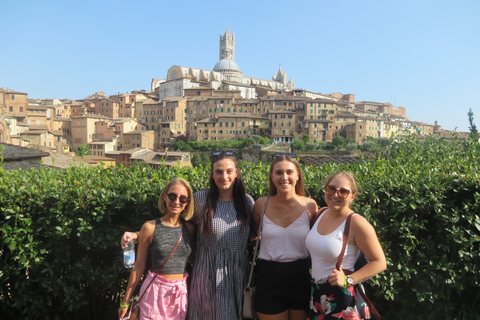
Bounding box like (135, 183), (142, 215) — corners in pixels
(125, 223), (185, 320)
(243, 197), (268, 319)
(337, 213), (381, 320)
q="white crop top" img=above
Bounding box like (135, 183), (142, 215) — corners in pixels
(305, 211), (360, 281)
(259, 198), (310, 262)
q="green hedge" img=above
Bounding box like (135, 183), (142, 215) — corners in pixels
(0, 134), (479, 319)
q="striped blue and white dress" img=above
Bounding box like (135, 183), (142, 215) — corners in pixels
(188, 190), (254, 320)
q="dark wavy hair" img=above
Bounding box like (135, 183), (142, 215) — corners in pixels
(201, 153), (251, 234)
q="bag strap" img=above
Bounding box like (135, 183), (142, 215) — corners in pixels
(310, 206), (328, 228)
(245, 196), (269, 289)
(335, 212), (354, 270)
(137, 222), (185, 303)
(335, 213), (381, 320)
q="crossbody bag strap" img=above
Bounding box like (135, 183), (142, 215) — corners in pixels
(335, 212), (355, 270)
(335, 213), (381, 320)
(137, 222), (185, 303)
(245, 196), (269, 288)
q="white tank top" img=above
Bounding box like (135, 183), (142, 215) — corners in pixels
(259, 198), (310, 262)
(305, 211), (360, 281)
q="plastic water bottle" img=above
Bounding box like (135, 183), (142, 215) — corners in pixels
(123, 233), (135, 268)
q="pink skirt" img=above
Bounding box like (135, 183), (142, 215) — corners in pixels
(138, 271), (188, 320)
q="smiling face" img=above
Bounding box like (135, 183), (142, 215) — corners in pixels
(211, 158), (238, 192)
(163, 183), (190, 216)
(324, 174), (356, 211)
(270, 160), (299, 195)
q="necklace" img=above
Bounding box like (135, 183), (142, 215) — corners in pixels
(277, 202), (291, 218)
(162, 217), (181, 226)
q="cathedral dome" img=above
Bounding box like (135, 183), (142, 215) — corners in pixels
(213, 58), (241, 72)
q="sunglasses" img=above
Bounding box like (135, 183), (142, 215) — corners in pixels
(166, 193), (190, 204)
(325, 185), (352, 199)
(211, 150), (235, 157)
(273, 152), (298, 159)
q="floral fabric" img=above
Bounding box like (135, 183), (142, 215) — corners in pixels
(306, 280), (370, 320)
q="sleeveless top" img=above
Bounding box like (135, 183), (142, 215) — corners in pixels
(305, 211), (360, 280)
(259, 198), (310, 262)
(149, 218), (192, 274)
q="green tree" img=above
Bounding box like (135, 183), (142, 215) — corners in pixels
(291, 139), (305, 151)
(302, 134), (310, 143)
(75, 144), (92, 158)
(332, 135), (347, 149)
(468, 108), (478, 135)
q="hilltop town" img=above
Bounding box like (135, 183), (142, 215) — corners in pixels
(0, 28), (450, 166)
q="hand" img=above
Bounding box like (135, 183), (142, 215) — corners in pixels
(121, 231), (138, 249)
(327, 268), (345, 288)
(118, 305), (129, 320)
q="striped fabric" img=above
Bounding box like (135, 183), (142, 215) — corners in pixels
(188, 190), (254, 320)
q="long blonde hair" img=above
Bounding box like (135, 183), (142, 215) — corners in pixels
(158, 178), (194, 220)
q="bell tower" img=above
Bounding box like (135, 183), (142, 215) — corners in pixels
(219, 27), (235, 61)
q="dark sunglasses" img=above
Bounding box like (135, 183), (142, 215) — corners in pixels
(211, 150), (235, 157)
(166, 193), (190, 204)
(273, 152), (298, 159)
(325, 185), (352, 199)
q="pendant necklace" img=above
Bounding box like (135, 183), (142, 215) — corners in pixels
(277, 202), (291, 218)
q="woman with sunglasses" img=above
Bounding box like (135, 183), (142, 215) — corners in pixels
(118, 178), (195, 320)
(252, 154), (318, 320)
(121, 151), (253, 320)
(305, 171), (386, 320)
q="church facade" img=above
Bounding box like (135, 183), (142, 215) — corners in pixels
(156, 28), (295, 100)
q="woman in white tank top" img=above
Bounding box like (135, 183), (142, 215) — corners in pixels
(305, 171), (386, 320)
(252, 154), (318, 320)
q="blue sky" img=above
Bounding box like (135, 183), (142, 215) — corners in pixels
(1, 0), (479, 132)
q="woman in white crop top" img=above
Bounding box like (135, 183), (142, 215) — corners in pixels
(252, 154), (318, 320)
(305, 171), (386, 320)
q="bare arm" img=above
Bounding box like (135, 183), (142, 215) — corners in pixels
(249, 197), (265, 243)
(349, 215), (387, 284)
(306, 197), (319, 224)
(117, 221), (154, 319)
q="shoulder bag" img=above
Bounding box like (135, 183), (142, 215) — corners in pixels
(243, 197), (268, 319)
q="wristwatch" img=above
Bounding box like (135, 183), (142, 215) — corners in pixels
(346, 275), (354, 287)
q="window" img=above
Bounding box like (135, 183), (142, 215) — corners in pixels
(19, 107), (24, 112)
(11, 95), (15, 100)
(9, 106), (13, 112)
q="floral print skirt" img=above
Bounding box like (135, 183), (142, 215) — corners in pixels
(306, 280), (370, 320)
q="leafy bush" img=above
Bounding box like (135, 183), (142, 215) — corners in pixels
(0, 134), (479, 319)
(345, 143), (357, 152)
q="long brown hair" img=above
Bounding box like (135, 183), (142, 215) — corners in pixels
(201, 153), (250, 234)
(268, 155), (305, 196)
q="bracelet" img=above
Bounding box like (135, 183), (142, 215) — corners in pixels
(343, 276), (348, 289)
(120, 301), (131, 308)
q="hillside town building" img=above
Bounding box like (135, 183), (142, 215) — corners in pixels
(0, 27), (448, 163)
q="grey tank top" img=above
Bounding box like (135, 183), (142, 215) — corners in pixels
(149, 218), (192, 274)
